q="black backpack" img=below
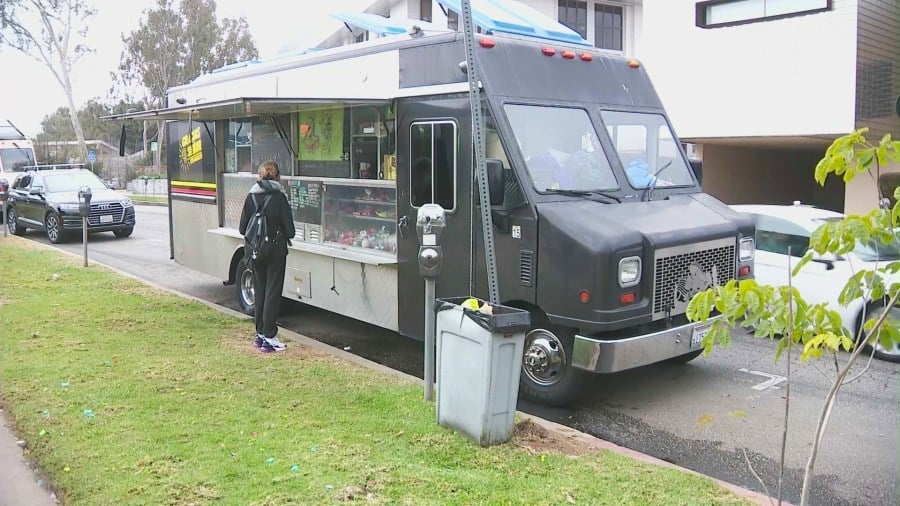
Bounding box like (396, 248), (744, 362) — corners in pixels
(244, 194), (278, 264)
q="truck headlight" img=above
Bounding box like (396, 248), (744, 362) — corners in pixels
(739, 237), (754, 261)
(618, 256), (642, 288)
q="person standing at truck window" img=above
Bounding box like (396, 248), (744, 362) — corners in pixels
(239, 160), (296, 352)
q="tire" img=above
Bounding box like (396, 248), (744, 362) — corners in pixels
(235, 257), (256, 316)
(113, 227), (133, 238)
(859, 302), (900, 363)
(519, 323), (586, 407)
(45, 212), (65, 244)
(665, 349), (704, 364)
(6, 207), (25, 235)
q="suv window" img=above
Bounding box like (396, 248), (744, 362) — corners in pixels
(14, 174), (32, 189)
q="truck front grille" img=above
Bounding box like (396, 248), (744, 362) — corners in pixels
(652, 238), (736, 320)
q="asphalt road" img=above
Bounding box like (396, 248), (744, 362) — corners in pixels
(14, 205), (899, 506)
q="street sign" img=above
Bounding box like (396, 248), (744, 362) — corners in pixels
(87, 149), (96, 163)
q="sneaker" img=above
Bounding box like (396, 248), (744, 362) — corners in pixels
(253, 334), (265, 348)
(259, 344), (275, 353)
(263, 336), (287, 352)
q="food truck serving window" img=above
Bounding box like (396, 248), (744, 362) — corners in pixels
(409, 120), (457, 211)
(503, 104), (618, 193)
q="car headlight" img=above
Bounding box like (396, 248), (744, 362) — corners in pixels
(618, 256), (642, 288)
(121, 199), (133, 208)
(59, 203), (80, 211)
(739, 237), (754, 261)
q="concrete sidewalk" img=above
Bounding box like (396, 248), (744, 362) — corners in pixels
(0, 409), (56, 506)
(0, 244), (778, 505)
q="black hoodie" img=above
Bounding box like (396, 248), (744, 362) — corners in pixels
(238, 179), (296, 257)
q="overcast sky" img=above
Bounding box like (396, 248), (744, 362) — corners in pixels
(0, 0), (373, 137)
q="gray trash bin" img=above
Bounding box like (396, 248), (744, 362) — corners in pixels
(435, 297), (531, 446)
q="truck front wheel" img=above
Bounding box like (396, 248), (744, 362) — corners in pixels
(520, 325), (585, 407)
(235, 257), (256, 316)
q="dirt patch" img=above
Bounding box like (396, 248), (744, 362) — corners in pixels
(512, 418), (599, 457)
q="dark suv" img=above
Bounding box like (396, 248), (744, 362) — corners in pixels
(5, 169), (136, 243)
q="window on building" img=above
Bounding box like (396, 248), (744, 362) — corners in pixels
(594, 3), (623, 51)
(410, 120), (456, 210)
(420, 0), (432, 22)
(696, 0), (831, 28)
(558, 0), (587, 39)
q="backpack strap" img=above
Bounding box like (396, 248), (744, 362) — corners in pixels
(253, 193), (273, 213)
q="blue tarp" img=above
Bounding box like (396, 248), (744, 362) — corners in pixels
(330, 12), (449, 36)
(436, 0), (589, 45)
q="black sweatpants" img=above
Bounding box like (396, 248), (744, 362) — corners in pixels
(251, 254), (287, 338)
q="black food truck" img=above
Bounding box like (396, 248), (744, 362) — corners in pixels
(112, 5), (754, 406)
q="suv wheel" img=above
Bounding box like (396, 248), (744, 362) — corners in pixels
(113, 227), (133, 238)
(45, 212), (65, 244)
(6, 207), (25, 235)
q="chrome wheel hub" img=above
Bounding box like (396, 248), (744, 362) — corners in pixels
(46, 215), (59, 241)
(522, 328), (566, 387)
(240, 268), (255, 307)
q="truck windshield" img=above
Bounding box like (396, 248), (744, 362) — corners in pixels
(503, 104), (618, 193)
(600, 110), (694, 189)
(0, 147), (36, 172)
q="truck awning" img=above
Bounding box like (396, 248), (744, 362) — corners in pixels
(103, 97), (390, 122)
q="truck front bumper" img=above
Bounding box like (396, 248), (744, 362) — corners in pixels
(571, 316), (721, 373)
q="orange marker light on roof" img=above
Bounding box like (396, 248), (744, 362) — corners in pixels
(627, 59), (640, 68)
(561, 50), (575, 59)
(580, 52), (593, 61)
(541, 46), (556, 56)
(479, 37), (495, 48)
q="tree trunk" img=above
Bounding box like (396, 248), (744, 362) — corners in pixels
(61, 77), (88, 169)
(155, 120), (165, 169)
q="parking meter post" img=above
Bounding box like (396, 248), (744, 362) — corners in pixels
(1, 178), (8, 238)
(77, 186), (92, 267)
(416, 204), (447, 402)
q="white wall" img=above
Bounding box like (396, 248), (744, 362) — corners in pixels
(640, 0), (858, 139)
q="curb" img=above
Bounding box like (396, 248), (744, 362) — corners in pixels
(0, 236), (779, 505)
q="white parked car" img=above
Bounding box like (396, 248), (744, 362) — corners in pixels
(731, 204), (900, 363)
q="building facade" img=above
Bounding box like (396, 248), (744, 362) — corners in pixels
(318, 0), (900, 213)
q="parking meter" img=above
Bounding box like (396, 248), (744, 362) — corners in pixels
(1, 177), (8, 238)
(416, 204), (446, 279)
(78, 186), (92, 267)
(77, 186), (92, 217)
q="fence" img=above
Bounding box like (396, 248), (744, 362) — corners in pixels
(127, 178), (168, 196)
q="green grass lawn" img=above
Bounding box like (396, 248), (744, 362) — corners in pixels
(0, 237), (748, 505)
(128, 195), (168, 205)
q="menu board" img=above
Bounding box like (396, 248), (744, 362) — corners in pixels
(286, 180), (322, 225)
(251, 116), (293, 170)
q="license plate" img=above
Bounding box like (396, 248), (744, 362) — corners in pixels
(691, 325), (711, 348)
(100, 214), (114, 224)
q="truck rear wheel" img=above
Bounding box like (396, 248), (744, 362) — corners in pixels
(519, 324), (585, 407)
(235, 257), (255, 316)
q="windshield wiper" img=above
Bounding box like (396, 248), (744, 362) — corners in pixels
(642, 160), (674, 202)
(543, 188), (618, 204)
(543, 188), (592, 197)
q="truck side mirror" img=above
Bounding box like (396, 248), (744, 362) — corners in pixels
(689, 158), (703, 186)
(486, 158), (504, 206)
